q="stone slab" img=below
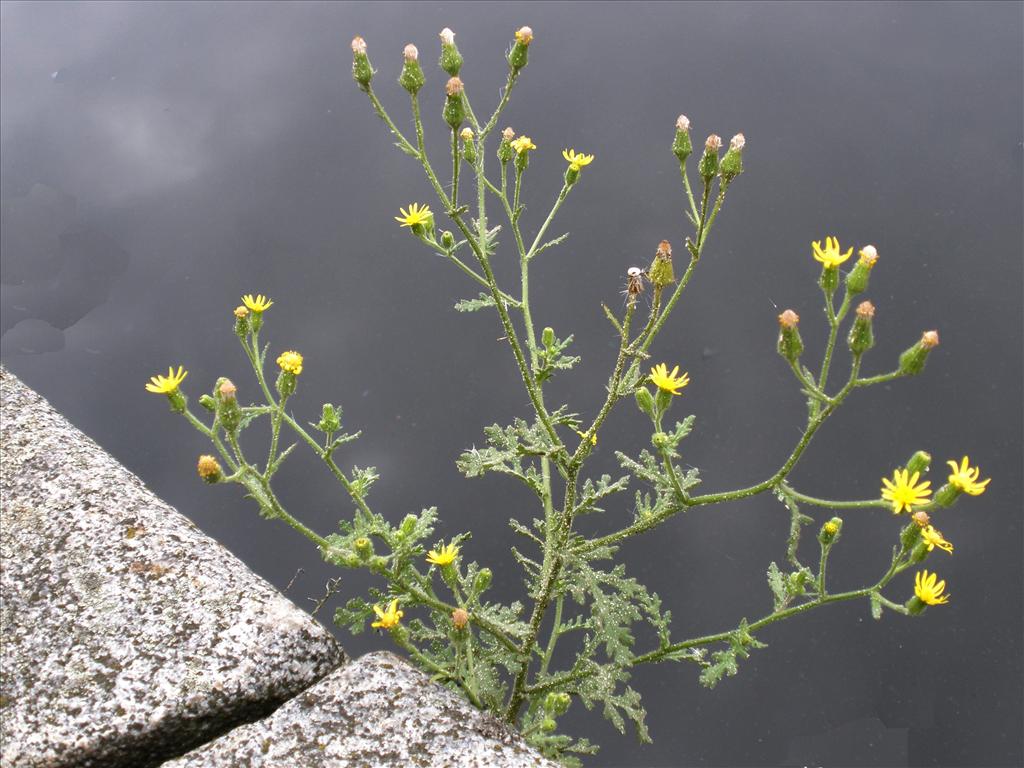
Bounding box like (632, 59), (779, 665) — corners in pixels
(165, 651), (559, 767)
(0, 368), (346, 768)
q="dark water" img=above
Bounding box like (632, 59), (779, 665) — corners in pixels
(2, 2), (1021, 765)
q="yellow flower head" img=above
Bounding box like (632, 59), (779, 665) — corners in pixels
(242, 294), (273, 313)
(880, 468), (932, 514)
(196, 455), (222, 482)
(812, 236), (853, 269)
(921, 525), (953, 554)
(395, 203), (433, 228)
(914, 569), (950, 605)
(276, 350), (304, 375)
(575, 428), (597, 446)
(510, 136), (537, 154)
(946, 456), (990, 496)
(561, 148), (594, 171)
(649, 363), (690, 396)
(371, 599), (404, 629)
(233, 305), (249, 319)
(426, 542), (460, 567)
(146, 366), (188, 394)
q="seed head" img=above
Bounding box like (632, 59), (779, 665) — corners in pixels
(778, 309), (800, 328)
(656, 240), (672, 258)
(705, 134), (722, 151)
(676, 114), (690, 132)
(439, 27), (455, 46)
(460, 127), (474, 141)
(502, 126), (515, 141)
(921, 330), (940, 348)
(856, 300), (875, 319)
(197, 455), (222, 482)
(729, 133), (745, 151)
(445, 76), (464, 96)
(515, 26), (533, 44)
(351, 36), (367, 55)
(403, 43), (418, 61)
(452, 608), (469, 629)
(218, 379), (237, 400)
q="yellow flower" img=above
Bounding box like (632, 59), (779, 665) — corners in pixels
(276, 350), (304, 375)
(242, 294), (273, 313)
(196, 455), (222, 482)
(921, 525), (953, 554)
(146, 366), (188, 394)
(880, 468), (932, 514)
(812, 236), (853, 268)
(426, 542), (459, 567)
(395, 203), (433, 228)
(561, 148), (594, 171)
(510, 136), (537, 154)
(649, 363), (690, 396)
(371, 599), (404, 629)
(946, 456), (990, 496)
(914, 569), (950, 605)
(575, 428), (597, 446)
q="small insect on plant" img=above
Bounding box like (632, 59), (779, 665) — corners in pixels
(147, 24), (989, 766)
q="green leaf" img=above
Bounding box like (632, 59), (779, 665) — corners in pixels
(454, 293), (497, 312)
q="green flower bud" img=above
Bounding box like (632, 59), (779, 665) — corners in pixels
(544, 692), (572, 716)
(910, 540), (930, 564)
(398, 44), (426, 94)
(932, 483), (961, 507)
(905, 450), (932, 477)
(508, 26), (532, 71)
(819, 265), (840, 297)
(542, 326), (555, 347)
(672, 115), (692, 163)
(541, 717), (557, 733)
(845, 246), (878, 295)
(167, 389), (187, 415)
(443, 77), (465, 129)
(654, 387), (673, 417)
(635, 387), (656, 418)
(818, 516), (843, 546)
(776, 309), (804, 363)
(276, 370), (297, 399)
(399, 513), (418, 538)
(719, 134), (745, 183)
(564, 164), (580, 185)
(460, 127), (476, 164)
(438, 28), (463, 75)
(440, 230), (456, 249)
(905, 594), (928, 616)
(317, 403), (341, 434)
(847, 300), (875, 354)
(233, 306), (250, 337)
(199, 394), (216, 412)
(900, 523), (922, 552)
(648, 240), (675, 288)
(354, 536), (374, 560)
(351, 36), (373, 92)
(698, 134), (721, 181)
(474, 567), (492, 594)
(898, 330), (939, 376)
(651, 431), (670, 448)
(497, 127), (515, 163)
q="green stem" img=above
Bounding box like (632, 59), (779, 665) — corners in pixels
(680, 162), (700, 223)
(539, 594), (564, 679)
(780, 484), (885, 510)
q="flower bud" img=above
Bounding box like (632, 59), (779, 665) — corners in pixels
(634, 387), (656, 418)
(167, 389), (187, 415)
(672, 115), (693, 163)
(215, 377), (242, 431)
(905, 595), (928, 616)
(900, 522), (922, 552)
(818, 516), (843, 546)
(443, 77), (465, 128)
(351, 36), (373, 91)
(905, 450), (932, 477)
(542, 326), (555, 347)
(440, 230), (456, 249)
(398, 44), (426, 94)
(847, 300), (875, 354)
(354, 536), (374, 560)
(648, 240), (675, 288)
(399, 513), (418, 538)
(819, 262), (840, 296)
(438, 28), (463, 75)
(451, 607), (470, 630)
(541, 717), (557, 733)
(197, 455), (222, 483)
(845, 245), (878, 295)
(317, 403), (341, 434)
(233, 306), (250, 337)
(460, 127), (477, 163)
(898, 330), (939, 376)
(931, 483), (961, 508)
(545, 691), (572, 716)
(698, 134), (721, 181)
(474, 567), (492, 594)
(509, 26), (533, 71)
(776, 309), (804, 363)
(218, 379), (237, 401)
(498, 127), (515, 163)
(719, 133), (745, 183)
(199, 394), (216, 412)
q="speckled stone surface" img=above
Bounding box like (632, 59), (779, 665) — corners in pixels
(165, 651), (559, 768)
(0, 368), (346, 768)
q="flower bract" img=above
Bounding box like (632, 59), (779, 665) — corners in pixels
(242, 294), (273, 313)
(880, 468), (932, 514)
(562, 148), (594, 171)
(395, 203), (433, 228)
(276, 350), (304, 375)
(371, 599), (404, 629)
(946, 456), (990, 496)
(914, 569), (950, 605)
(146, 366), (188, 394)
(921, 525), (953, 554)
(426, 542), (460, 567)
(812, 236), (853, 268)
(649, 363), (690, 396)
